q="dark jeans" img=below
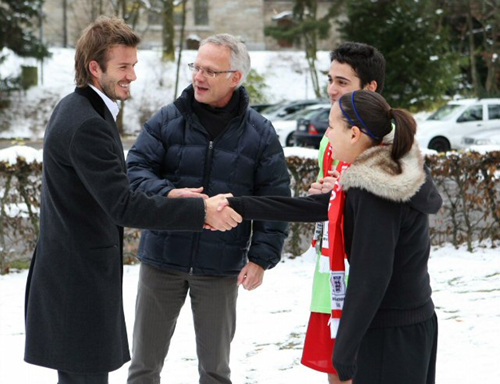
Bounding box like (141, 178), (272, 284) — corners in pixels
(127, 263), (238, 384)
(57, 371), (108, 384)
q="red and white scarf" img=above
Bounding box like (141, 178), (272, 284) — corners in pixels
(312, 144), (349, 337)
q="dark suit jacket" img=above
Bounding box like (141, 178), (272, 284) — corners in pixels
(24, 87), (205, 373)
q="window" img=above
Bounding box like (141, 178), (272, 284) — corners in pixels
(174, 1), (185, 25)
(428, 104), (462, 121)
(488, 104), (500, 120)
(147, 2), (186, 26)
(458, 105), (483, 122)
(147, 7), (162, 25)
(194, 0), (209, 26)
(317, 109), (330, 122)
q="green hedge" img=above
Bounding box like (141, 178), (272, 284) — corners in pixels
(1, 150), (499, 274)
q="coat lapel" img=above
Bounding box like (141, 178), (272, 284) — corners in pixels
(75, 86), (126, 169)
(75, 86), (108, 119)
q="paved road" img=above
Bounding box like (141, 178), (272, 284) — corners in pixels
(0, 139), (44, 150)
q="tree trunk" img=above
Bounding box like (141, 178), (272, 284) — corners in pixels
(162, 0), (175, 62)
(128, 0), (143, 28)
(174, 1), (188, 98)
(466, 3), (480, 94)
(62, 0), (67, 47)
(304, 30), (321, 98)
(483, 4), (499, 93)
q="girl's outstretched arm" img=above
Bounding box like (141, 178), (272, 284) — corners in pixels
(227, 193), (330, 223)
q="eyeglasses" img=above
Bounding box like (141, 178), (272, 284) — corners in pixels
(188, 63), (237, 78)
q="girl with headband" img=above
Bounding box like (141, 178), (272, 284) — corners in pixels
(220, 90), (442, 384)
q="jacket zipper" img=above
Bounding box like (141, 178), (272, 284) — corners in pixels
(188, 139), (215, 274)
(202, 141), (214, 186)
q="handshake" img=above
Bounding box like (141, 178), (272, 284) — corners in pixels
(168, 187), (239, 231)
(204, 193), (239, 231)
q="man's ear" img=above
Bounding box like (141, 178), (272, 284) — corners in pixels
(231, 71), (243, 87)
(364, 80), (378, 92)
(89, 60), (101, 78)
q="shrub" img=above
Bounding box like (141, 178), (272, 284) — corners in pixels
(1, 149), (498, 274)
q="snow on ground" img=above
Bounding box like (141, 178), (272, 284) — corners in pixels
(1, 46), (499, 384)
(1, 244), (499, 383)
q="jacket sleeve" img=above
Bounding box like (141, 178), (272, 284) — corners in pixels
(228, 193), (329, 223)
(245, 122), (292, 270)
(332, 188), (401, 381)
(70, 116), (204, 231)
(126, 108), (177, 196)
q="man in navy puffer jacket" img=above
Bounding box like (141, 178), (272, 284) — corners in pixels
(126, 34), (290, 384)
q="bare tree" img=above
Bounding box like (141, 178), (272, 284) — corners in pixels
(62, 0), (68, 47)
(446, 0), (499, 96)
(265, 0), (343, 98)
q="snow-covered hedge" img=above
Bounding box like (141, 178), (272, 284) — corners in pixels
(1, 146), (499, 274)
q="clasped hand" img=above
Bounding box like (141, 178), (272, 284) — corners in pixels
(204, 194), (240, 231)
(168, 187), (240, 231)
(308, 169), (339, 195)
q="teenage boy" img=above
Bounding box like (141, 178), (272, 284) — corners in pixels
(304, 42), (386, 384)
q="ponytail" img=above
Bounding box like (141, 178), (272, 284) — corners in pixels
(390, 108), (416, 170)
(338, 91), (418, 174)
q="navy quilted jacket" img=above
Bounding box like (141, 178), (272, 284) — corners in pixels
(126, 85), (290, 275)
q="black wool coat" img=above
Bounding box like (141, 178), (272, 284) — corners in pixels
(24, 87), (205, 373)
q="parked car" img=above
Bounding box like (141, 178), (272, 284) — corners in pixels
(294, 106), (332, 148)
(250, 103), (276, 113)
(416, 98), (500, 152)
(459, 127), (500, 152)
(262, 98), (329, 122)
(273, 104), (331, 147)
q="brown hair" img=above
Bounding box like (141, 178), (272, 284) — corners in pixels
(330, 42), (386, 94)
(338, 90), (416, 172)
(74, 16), (141, 87)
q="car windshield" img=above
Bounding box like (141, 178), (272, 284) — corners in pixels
(261, 101), (287, 114)
(284, 106), (327, 121)
(427, 104), (463, 121)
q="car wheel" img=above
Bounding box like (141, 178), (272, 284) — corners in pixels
(286, 133), (296, 147)
(428, 137), (451, 152)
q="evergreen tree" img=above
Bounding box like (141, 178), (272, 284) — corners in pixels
(0, 0), (49, 59)
(339, 0), (459, 110)
(1, 0), (50, 103)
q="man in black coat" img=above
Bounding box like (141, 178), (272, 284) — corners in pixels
(24, 17), (241, 384)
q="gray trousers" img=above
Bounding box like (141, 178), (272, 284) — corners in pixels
(127, 263), (238, 384)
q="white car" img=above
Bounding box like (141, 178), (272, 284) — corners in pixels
(416, 98), (500, 152)
(272, 104), (331, 147)
(459, 128), (500, 152)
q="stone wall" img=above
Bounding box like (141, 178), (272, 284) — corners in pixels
(41, 0), (342, 51)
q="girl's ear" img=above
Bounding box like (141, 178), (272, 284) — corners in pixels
(350, 126), (363, 143)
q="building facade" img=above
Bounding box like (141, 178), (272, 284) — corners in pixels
(41, 0), (342, 51)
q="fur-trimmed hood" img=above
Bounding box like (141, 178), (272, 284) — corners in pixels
(340, 143), (442, 214)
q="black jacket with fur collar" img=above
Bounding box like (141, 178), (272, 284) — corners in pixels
(228, 143), (442, 381)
